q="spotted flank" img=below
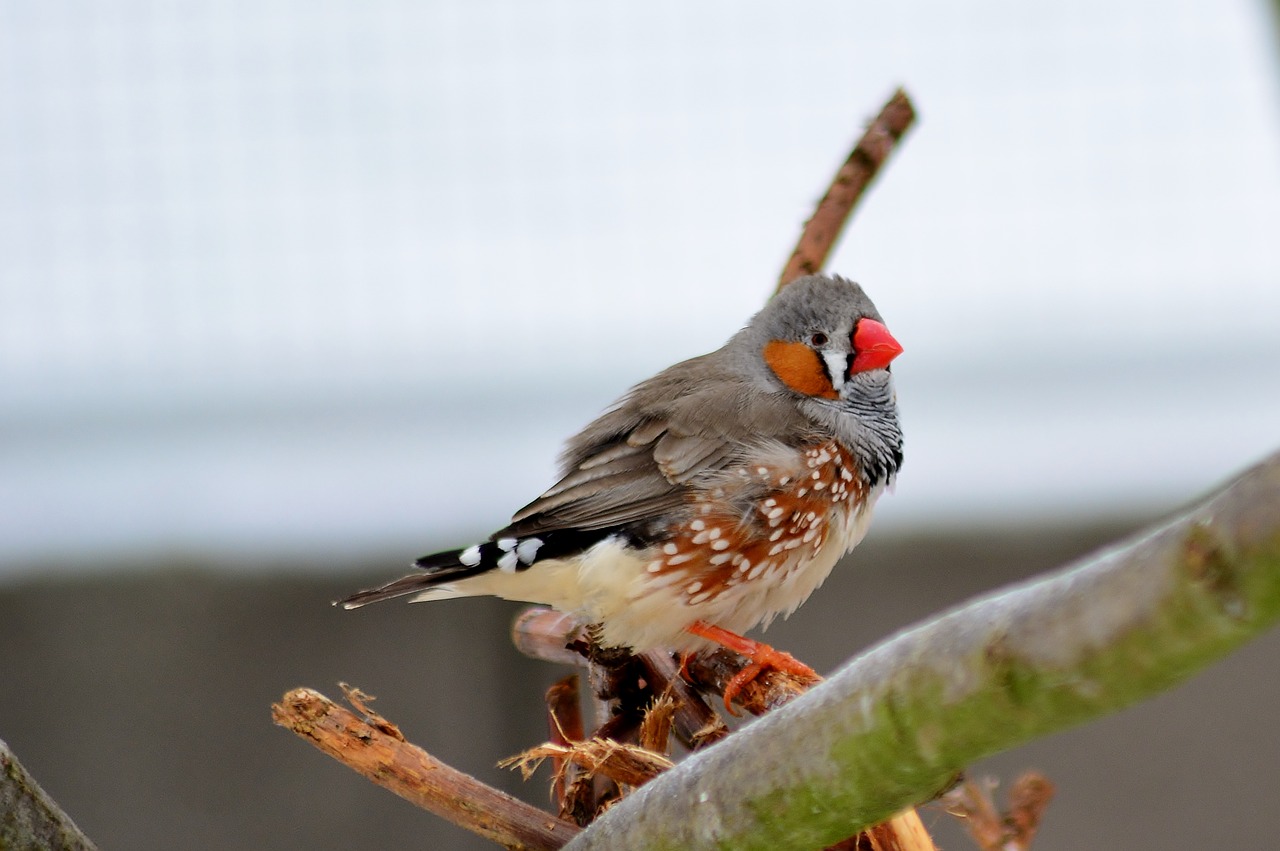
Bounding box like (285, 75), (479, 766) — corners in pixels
(645, 440), (866, 609)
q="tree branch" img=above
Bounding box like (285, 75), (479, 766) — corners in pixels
(1, 738), (98, 851)
(565, 449), (1280, 850)
(271, 686), (580, 851)
(777, 88), (916, 292)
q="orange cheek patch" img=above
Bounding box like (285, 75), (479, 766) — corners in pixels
(763, 341), (838, 399)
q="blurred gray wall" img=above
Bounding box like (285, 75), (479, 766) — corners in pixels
(4, 523), (1280, 850)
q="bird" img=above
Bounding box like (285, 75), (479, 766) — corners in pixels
(340, 274), (903, 708)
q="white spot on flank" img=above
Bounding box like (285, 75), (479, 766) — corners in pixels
(459, 545), (482, 567)
(692, 531), (711, 545)
(687, 581), (703, 594)
(667, 553), (694, 565)
(497, 551), (519, 573)
(769, 529), (783, 541)
(516, 538), (543, 564)
(690, 519), (706, 532)
(748, 562), (768, 579)
(737, 559), (752, 573)
(663, 542), (678, 555)
(766, 506), (784, 520)
(779, 476), (791, 485)
(708, 527), (722, 540)
(709, 553), (732, 565)
(646, 560), (663, 573)
(756, 467), (769, 476)
(710, 538), (730, 551)
(688, 591), (712, 605)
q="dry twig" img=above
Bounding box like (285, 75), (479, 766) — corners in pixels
(942, 773), (1055, 851)
(778, 88), (917, 291)
(545, 676), (584, 808)
(502, 739), (674, 790)
(271, 686), (580, 851)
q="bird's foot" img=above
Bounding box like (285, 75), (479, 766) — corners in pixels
(685, 621), (821, 715)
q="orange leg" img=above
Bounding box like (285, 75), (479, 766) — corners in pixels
(685, 621), (822, 714)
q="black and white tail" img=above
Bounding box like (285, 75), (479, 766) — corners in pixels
(337, 528), (625, 609)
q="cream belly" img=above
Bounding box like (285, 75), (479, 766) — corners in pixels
(426, 489), (881, 653)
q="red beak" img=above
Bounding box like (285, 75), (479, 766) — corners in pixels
(849, 318), (903, 374)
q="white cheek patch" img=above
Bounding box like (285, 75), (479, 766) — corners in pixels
(822, 350), (848, 392)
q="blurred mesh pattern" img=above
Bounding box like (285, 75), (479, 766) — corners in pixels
(1, 1), (1278, 564)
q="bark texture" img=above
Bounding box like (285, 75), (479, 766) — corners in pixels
(566, 450), (1280, 850)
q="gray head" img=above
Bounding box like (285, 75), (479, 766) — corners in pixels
(732, 275), (902, 403)
(725, 274), (903, 485)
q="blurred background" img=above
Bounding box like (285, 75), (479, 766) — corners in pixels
(1, 1), (1278, 849)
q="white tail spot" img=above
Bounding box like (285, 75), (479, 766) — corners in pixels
(516, 538), (543, 564)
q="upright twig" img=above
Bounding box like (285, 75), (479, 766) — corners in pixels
(545, 676), (584, 809)
(941, 773), (1055, 851)
(778, 88), (916, 292)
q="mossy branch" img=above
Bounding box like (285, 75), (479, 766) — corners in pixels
(566, 449), (1280, 850)
(1, 738), (98, 851)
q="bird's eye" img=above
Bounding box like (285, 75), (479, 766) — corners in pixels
(808, 332), (828, 347)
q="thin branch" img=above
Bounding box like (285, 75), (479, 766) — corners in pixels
(636, 651), (727, 750)
(271, 686), (580, 851)
(941, 772), (1055, 851)
(513, 596), (938, 850)
(682, 647), (814, 715)
(565, 449), (1280, 850)
(546, 676), (584, 809)
(777, 88), (916, 292)
(1, 738), (98, 851)
(503, 739), (673, 789)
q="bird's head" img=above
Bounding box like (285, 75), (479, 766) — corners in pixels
(745, 275), (903, 402)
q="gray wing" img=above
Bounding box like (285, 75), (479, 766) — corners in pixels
(499, 352), (811, 539)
